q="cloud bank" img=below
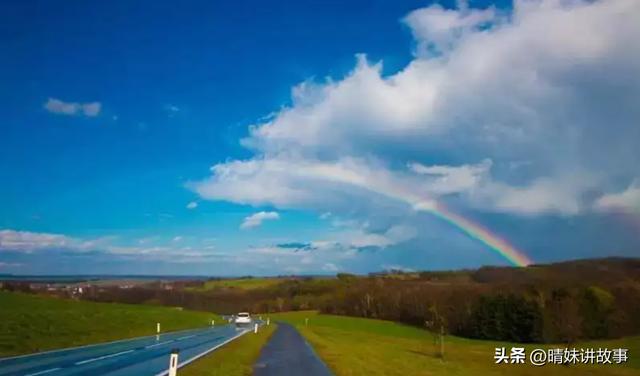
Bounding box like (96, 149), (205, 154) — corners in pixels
(194, 0), (640, 223)
(191, 0), (640, 269)
(193, 0), (639, 224)
(595, 180), (640, 214)
(0, 229), (227, 265)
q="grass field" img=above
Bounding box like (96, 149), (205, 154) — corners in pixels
(187, 278), (287, 291)
(271, 311), (639, 376)
(181, 324), (276, 376)
(0, 291), (221, 356)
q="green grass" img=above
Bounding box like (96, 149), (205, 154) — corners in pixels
(0, 291), (221, 356)
(187, 278), (286, 291)
(180, 324), (276, 376)
(271, 311), (639, 376)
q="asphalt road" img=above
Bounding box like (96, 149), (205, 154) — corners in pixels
(254, 323), (333, 376)
(0, 325), (249, 376)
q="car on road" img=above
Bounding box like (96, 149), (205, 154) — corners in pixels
(234, 312), (252, 326)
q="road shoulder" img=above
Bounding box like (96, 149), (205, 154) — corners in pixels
(180, 324), (276, 376)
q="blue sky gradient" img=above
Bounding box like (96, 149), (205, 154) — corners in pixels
(1, 0), (639, 275)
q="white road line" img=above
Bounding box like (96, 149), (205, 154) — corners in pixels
(176, 335), (197, 341)
(0, 326), (212, 362)
(74, 349), (134, 365)
(25, 368), (61, 376)
(154, 329), (251, 376)
(145, 340), (174, 349)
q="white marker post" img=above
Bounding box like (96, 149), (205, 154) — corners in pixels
(267, 318), (270, 326)
(157, 322), (161, 334)
(211, 319), (215, 327)
(254, 323), (259, 334)
(168, 349), (179, 376)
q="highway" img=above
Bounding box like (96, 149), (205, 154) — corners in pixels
(0, 325), (250, 376)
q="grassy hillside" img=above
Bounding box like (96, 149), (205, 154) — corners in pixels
(54, 258), (640, 344)
(0, 291), (221, 356)
(271, 311), (639, 376)
(186, 277), (287, 291)
(181, 324), (276, 376)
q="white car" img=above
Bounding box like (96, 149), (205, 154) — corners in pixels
(234, 312), (252, 326)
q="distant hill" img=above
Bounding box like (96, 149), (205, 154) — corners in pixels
(4, 257), (639, 344)
(371, 257), (640, 286)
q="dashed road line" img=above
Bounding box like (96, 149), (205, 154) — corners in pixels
(145, 340), (175, 349)
(74, 350), (134, 365)
(25, 367), (61, 376)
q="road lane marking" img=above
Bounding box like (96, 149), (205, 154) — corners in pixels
(155, 329), (251, 376)
(0, 327), (213, 362)
(176, 335), (196, 341)
(145, 340), (174, 349)
(25, 368), (61, 376)
(74, 349), (134, 365)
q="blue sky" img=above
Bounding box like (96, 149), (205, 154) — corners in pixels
(1, 0), (639, 275)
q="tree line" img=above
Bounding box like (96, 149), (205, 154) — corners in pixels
(3, 257), (639, 343)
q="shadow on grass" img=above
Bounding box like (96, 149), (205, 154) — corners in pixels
(406, 349), (445, 359)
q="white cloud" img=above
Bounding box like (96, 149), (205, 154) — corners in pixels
(193, 157), (414, 209)
(336, 225), (417, 249)
(408, 160), (596, 215)
(165, 104), (180, 117)
(0, 229), (87, 252)
(0, 262), (22, 268)
(408, 159), (492, 195)
(44, 98), (101, 117)
(193, 0), (640, 222)
(238, 223), (417, 272)
(193, 152), (584, 219)
(595, 180), (640, 213)
(44, 98), (78, 115)
(404, 3), (497, 55)
(344, 231), (394, 249)
(82, 102), (101, 117)
(240, 211), (280, 229)
(186, 201), (198, 209)
(241, 243), (348, 274)
(0, 229), (227, 264)
(322, 263), (339, 272)
(480, 178), (587, 215)
(246, 222), (415, 273)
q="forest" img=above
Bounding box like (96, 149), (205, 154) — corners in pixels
(4, 257), (639, 344)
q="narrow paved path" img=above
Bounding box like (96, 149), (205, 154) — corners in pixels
(253, 323), (333, 376)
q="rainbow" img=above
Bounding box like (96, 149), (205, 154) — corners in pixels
(427, 203), (533, 267)
(292, 162), (534, 267)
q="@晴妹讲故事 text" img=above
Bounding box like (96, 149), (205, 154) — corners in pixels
(494, 347), (628, 366)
